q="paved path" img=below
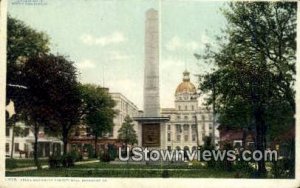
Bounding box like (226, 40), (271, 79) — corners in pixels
(68, 168), (205, 171)
(6, 160), (98, 172)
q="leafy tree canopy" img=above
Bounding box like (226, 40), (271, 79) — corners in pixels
(198, 2), (296, 139)
(80, 84), (116, 137)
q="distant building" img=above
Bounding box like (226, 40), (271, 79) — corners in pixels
(109, 93), (140, 139)
(218, 125), (255, 149)
(161, 70), (219, 151)
(5, 122), (62, 158)
(68, 91), (140, 154)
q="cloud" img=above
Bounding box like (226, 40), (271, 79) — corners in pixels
(107, 51), (132, 61)
(165, 34), (214, 52)
(165, 36), (200, 52)
(80, 31), (126, 46)
(108, 78), (143, 109)
(76, 59), (96, 69)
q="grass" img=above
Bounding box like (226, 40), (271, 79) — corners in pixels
(6, 161), (253, 178)
(5, 158), (49, 169)
(5, 158), (96, 170)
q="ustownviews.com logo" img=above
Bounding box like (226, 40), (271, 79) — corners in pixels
(118, 147), (278, 162)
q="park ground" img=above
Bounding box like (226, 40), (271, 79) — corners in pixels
(5, 158), (279, 178)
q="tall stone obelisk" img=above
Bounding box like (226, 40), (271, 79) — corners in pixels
(144, 8), (160, 117)
(134, 9), (169, 148)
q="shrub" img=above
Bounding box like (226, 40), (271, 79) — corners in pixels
(108, 144), (117, 161)
(85, 144), (94, 159)
(48, 155), (61, 169)
(271, 158), (295, 178)
(6, 158), (17, 169)
(161, 170), (170, 178)
(234, 160), (254, 174)
(61, 152), (78, 167)
(99, 152), (111, 162)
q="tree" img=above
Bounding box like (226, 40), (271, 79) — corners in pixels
(6, 16), (50, 162)
(196, 2), (296, 176)
(7, 15), (50, 102)
(22, 54), (81, 167)
(80, 84), (116, 157)
(118, 115), (138, 147)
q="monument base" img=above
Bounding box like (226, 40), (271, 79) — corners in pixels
(133, 117), (169, 148)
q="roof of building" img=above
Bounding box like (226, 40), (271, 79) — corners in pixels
(175, 70), (197, 95)
(109, 92), (139, 110)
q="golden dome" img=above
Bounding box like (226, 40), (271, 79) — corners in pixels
(175, 70), (197, 94)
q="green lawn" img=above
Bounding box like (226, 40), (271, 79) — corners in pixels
(6, 161), (252, 178)
(5, 158), (49, 169)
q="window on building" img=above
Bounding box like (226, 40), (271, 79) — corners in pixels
(192, 146), (197, 151)
(176, 124), (181, 133)
(191, 105), (194, 111)
(184, 135), (188, 142)
(24, 128), (30, 136)
(178, 105), (181, 110)
(177, 115), (181, 120)
(192, 134), (196, 141)
(6, 143), (9, 152)
(167, 146), (171, 151)
(191, 124), (196, 131)
(184, 116), (188, 120)
(183, 124), (189, 131)
(167, 124), (171, 130)
(202, 115), (205, 121)
(185, 105), (187, 110)
(14, 143), (19, 152)
(167, 133), (171, 142)
(209, 124), (212, 129)
(176, 135), (181, 142)
(209, 115), (212, 121)
(6, 128), (9, 137)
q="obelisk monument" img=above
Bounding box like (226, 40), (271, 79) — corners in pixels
(135, 9), (169, 148)
(144, 8), (160, 117)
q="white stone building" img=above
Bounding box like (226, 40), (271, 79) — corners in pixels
(109, 92), (140, 139)
(5, 122), (63, 158)
(161, 70), (219, 151)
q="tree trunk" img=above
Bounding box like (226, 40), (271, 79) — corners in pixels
(254, 107), (267, 177)
(63, 133), (68, 155)
(10, 124), (15, 159)
(33, 123), (41, 169)
(94, 134), (98, 158)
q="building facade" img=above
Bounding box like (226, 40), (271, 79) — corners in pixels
(68, 92), (141, 154)
(5, 122), (63, 158)
(161, 70), (219, 151)
(109, 92), (140, 139)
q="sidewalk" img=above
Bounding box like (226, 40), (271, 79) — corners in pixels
(6, 160), (98, 172)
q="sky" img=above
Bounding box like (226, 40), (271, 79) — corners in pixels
(8, 0), (227, 109)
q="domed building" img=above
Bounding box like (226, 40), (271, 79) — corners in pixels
(161, 70), (219, 151)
